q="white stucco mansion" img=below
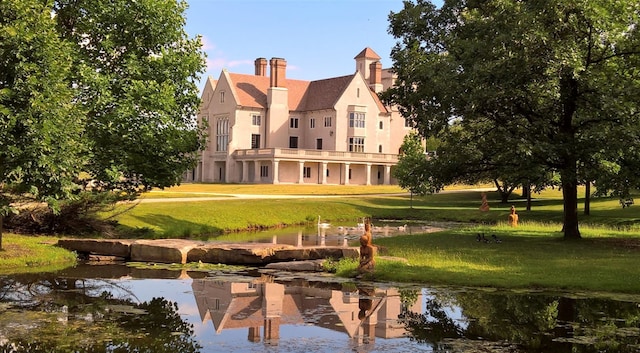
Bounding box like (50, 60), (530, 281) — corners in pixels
(184, 48), (413, 185)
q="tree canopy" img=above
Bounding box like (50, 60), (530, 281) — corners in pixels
(384, 0), (640, 239)
(393, 131), (434, 207)
(0, 0), (86, 248)
(0, 0), (206, 246)
(54, 0), (207, 193)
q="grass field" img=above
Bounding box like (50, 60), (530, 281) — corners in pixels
(3, 183), (639, 293)
(112, 184), (639, 237)
(0, 234), (77, 274)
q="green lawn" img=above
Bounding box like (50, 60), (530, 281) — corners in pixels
(3, 184), (639, 294)
(0, 234), (77, 274)
(111, 186), (639, 236)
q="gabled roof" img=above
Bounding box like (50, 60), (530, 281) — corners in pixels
(299, 75), (354, 111)
(228, 73), (311, 111)
(224, 69), (388, 113)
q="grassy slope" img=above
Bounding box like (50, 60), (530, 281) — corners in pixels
(4, 183), (640, 293)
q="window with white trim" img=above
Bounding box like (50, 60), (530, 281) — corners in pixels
(348, 137), (365, 152)
(310, 118), (315, 129)
(252, 114), (261, 126)
(324, 116), (332, 127)
(303, 167), (311, 178)
(349, 112), (365, 128)
(260, 165), (269, 177)
(290, 117), (299, 129)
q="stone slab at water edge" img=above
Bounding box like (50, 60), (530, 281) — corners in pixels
(57, 239), (360, 265)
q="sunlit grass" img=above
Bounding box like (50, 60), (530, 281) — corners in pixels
(370, 222), (640, 293)
(0, 234), (77, 273)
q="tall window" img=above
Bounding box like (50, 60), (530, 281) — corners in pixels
(303, 167), (311, 178)
(379, 121), (383, 129)
(349, 137), (365, 152)
(260, 165), (269, 177)
(349, 112), (365, 128)
(219, 91), (225, 103)
(252, 114), (261, 126)
(216, 117), (229, 152)
(316, 138), (322, 150)
(251, 134), (261, 149)
(290, 117), (299, 129)
(324, 116), (332, 127)
(310, 118), (315, 129)
(289, 136), (298, 148)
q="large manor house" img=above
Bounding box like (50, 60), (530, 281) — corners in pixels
(185, 48), (413, 185)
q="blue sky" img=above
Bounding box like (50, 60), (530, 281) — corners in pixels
(184, 0), (413, 92)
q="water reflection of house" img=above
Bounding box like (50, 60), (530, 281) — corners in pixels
(191, 278), (422, 347)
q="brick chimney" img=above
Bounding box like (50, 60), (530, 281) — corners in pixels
(269, 57), (286, 87)
(369, 61), (383, 93)
(255, 58), (267, 76)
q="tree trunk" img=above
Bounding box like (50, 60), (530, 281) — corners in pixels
(524, 182), (532, 211)
(494, 179), (511, 203)
(584, 181), (590, 215)
(559, 70), (581, 240)
(561, 173), (581, 239)
(0, 215), (3, 251)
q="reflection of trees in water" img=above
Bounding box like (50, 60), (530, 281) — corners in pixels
(398, 289), (640, 353)
(0, 276), (201, 353)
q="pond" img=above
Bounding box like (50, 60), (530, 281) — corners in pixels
(206, 220), (449, 246)
(1, 264), (639, 353)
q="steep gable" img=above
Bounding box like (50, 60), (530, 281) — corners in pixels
(223, 64), (386, 113)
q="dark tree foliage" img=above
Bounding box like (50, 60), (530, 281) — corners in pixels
(385, 0), (640, 239)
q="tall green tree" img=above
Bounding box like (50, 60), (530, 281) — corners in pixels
(393, 131), (434, 207)
(385, 0), (640, 239)
(53, 0), (207, 194)
(0, 0), (85, 249)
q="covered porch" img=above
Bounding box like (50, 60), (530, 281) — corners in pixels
(232, 148), (398, 185)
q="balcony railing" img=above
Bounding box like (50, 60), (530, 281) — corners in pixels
(233, 148), (398, 164)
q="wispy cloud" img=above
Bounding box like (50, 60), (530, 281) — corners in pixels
(205, 58), (253, 73)
(199, 35), (215, 51)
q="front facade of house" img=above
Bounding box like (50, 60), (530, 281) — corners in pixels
(185, 48), (412, 185)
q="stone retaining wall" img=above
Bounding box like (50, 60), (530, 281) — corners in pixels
(57, 238), (359, 265)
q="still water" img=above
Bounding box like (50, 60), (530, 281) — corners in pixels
(1, 264), (639, 353)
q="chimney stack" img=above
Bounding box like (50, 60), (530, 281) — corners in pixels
(369, 61), (383, 93)
(269, 57), (286, 88)
(370, 61), (382, 85)
(255, 58), (267, 76)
